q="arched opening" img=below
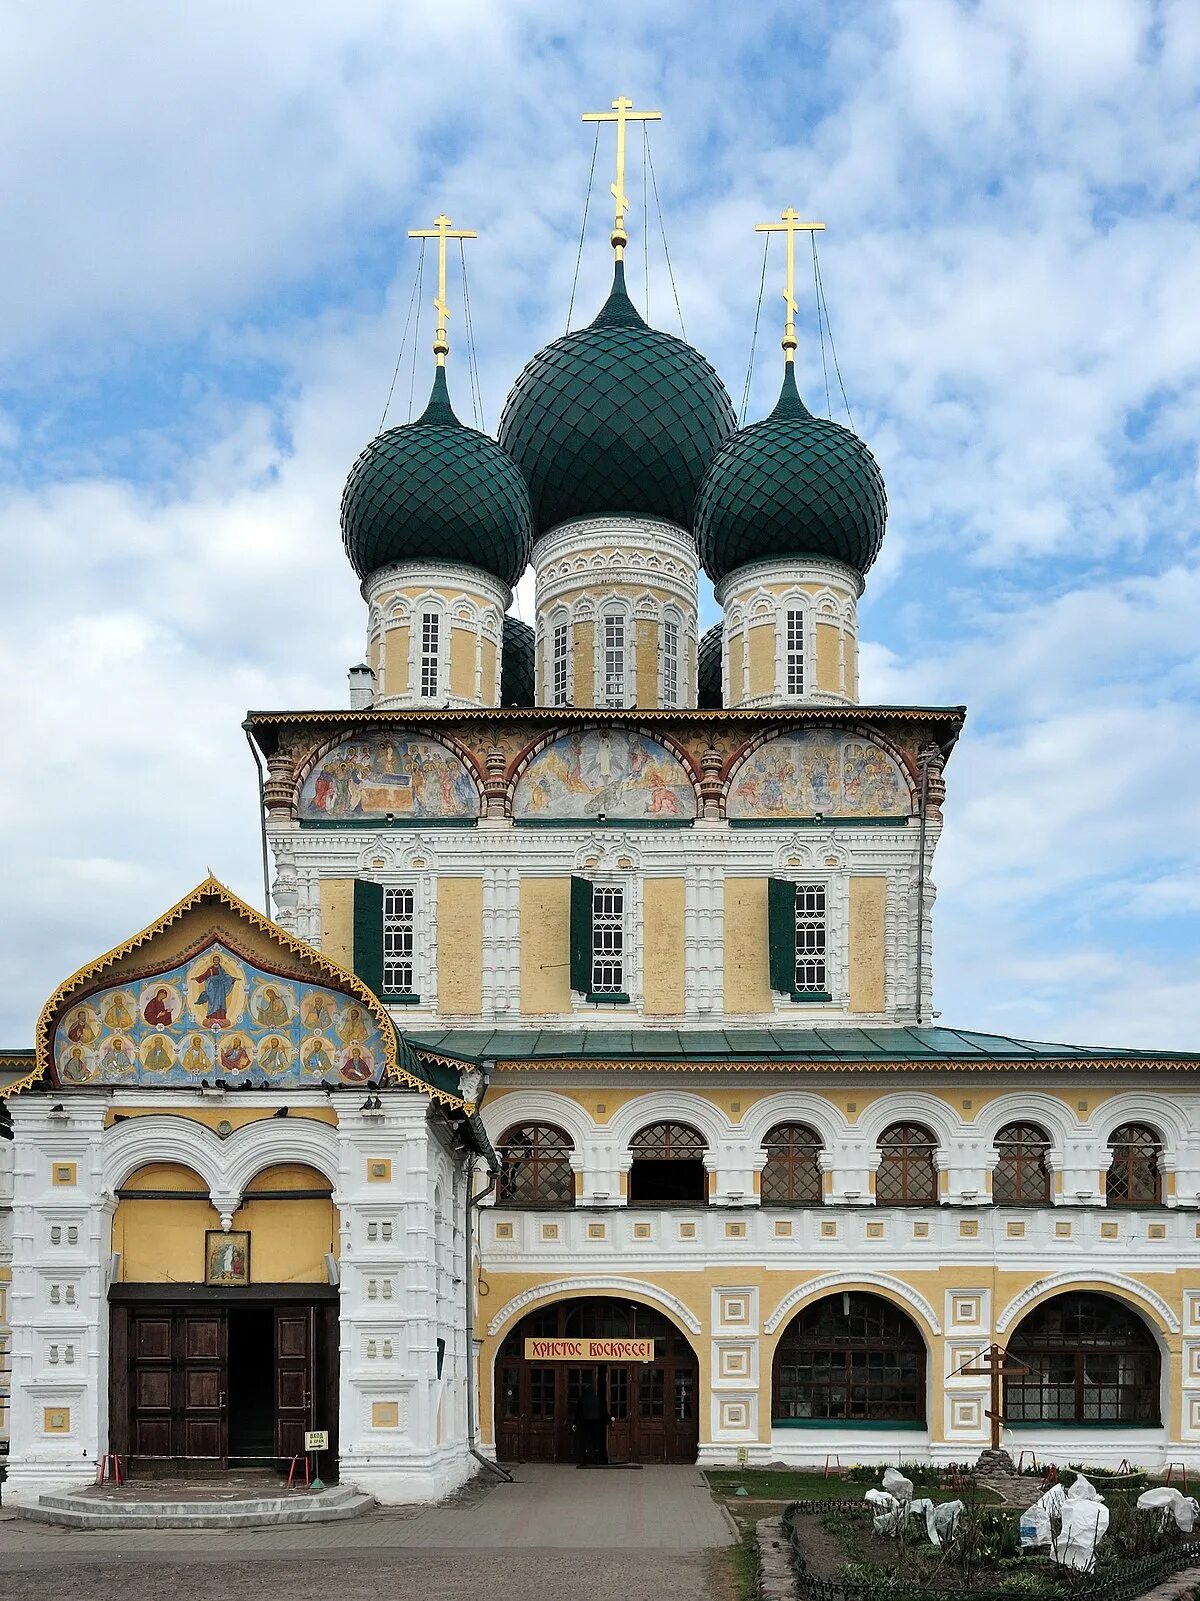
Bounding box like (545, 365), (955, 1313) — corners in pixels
(497, 1122), (575, 1206)
(628, 1122), (707, 1205)
(875, 1123), (938, 1205)
(1005, 1291), (1161, 1425)
(495, 1296), (699, 1464)
(1107, 1123), (1163, 1206)
(761, 1123), (824, 1205)
(773, 1291), (927, 1425)
(993, 1123), (1051, 1205)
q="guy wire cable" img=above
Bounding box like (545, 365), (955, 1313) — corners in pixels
(460, 239), (485, 431)
(378, 252), (425, 435)
(406, 243), (426, 422)
(645, 130), (686, 342)
(812, 230), (832, 419)
(566, 125), (601, 333)
(813, 238), (855, 430)
(740, 232), (770, 425)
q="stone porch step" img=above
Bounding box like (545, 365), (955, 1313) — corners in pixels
(12, 1483), (374, 1528)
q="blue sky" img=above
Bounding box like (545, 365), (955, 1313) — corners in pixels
(2, 0), (1199, 1046)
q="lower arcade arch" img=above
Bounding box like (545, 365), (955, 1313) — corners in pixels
(772, 1291), (928, 1426)
(1004, 1291), (1162, 1426)
(494, 1296), (700, 1464)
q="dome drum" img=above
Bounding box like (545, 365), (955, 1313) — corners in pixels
(719, 557), (860, 709)
(365, 561), (507, 710)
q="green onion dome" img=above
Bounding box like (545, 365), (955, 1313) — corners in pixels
(341, 368), (534, 588)
(498, 261), (736, 537)
(500, 615), (536, 706)
(694, 364), (886, 585)
(697, 621), (723, 709)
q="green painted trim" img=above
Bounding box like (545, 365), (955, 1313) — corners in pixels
(585, 993), (632, 1006)
(731, 816), (910, 829)
(384, 993), (422, 1005)
(790, 992), (833, 1004)
(517, 819), (694, 829)
(300, 818), (477, 830)
(772, 1418), (926, 1431)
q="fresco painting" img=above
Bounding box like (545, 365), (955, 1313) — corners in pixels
(513, 730), (696, 821)
(727, 731), (910, 819)
(299, 734), (478, 821)
(52, 940), (388, 1089)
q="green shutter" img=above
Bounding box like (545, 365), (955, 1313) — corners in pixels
(767, 877), (797, 995)
(352, 879), (385, 996)
(569, 876), (593, 994)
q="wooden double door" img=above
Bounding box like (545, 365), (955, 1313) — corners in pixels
(110, 1296), (337, 1472)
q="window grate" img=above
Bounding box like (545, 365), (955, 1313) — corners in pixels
(786, 608), (805, 698)
(419, 612), (440, 699)
(875, 1122), (938, 1205)
(761, 1123), (824, 1204)
(603, 615), (625, 707)
(590, 884), (624, 993)
(662, 618), (679, 708)
(383, 886), (416, 994)
(993, 1122), (1051, 1205)
(497, 1122), (575, 1206)
(552, 622), (570, 707)
(1107, 1123), (1162, 1205)
(794, 883), (827, 993)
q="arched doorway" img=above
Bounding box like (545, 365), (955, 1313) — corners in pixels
(495, 1296), (699, 1464)
(773, 1291), (927, 1424)
(1005, 1291), (1161, 1424)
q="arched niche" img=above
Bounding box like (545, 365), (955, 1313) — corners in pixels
(727, 729), (911, 821)
(512, 729), (696, 823)
(298, 732), (480, 822)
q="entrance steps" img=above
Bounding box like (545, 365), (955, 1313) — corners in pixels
(11, 1482), (374, 1529)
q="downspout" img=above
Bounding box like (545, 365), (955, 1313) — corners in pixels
(463, 1063), (513, 1482)
(914, 749), (931, 1027)
(242, 723), (273, 917)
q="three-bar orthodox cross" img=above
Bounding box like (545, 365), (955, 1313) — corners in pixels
(950, 1343), (1033, 1453)
(754, 209), (826, 361)
(582, 96), (662, 257)
(407, 213), (478, 365)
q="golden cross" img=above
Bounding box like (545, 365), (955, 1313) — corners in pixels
(754, 208), (826, 361)
(582, 96), (662, 258)
(407, 212), (478, 366)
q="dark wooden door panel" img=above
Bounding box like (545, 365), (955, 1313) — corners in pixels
(274, 1307), (313, 1461)
(182, 1315), (224, 1361)
(135, 1317), (172, 1358)
(135, 1370), (171, 1409)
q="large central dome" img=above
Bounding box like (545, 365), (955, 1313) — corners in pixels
(498, 261), (736, 537)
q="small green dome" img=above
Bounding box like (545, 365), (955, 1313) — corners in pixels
(697, 621), (723, 709)
(341, 368), (533, 588)
(694, 365), (886, 585)
(498, 261), (736, 537)
(500, 615), (536, 706)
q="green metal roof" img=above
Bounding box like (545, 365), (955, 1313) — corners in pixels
(500, 615), (536, 706)
(695, 363), (887, 584)
(402, 1025), (1198, 1071)
(498, 261), (736, 536)
(697, 620), (723, 709)
(340, 366), (533, 587)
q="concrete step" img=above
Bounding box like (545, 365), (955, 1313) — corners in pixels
(13, 1485), (374, 1529)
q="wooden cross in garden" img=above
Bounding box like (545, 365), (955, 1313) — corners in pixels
(950, 1343), (1033, 1452)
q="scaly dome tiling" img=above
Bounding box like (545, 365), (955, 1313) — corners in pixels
(341, 368), (534, 588)
(498, 261), (736, 538)
(694, 364), (887, 585)
(697, 621), (723, 709)
(500, 615), (536, 706)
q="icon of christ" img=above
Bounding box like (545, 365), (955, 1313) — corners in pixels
(194, 954), (236, 1027)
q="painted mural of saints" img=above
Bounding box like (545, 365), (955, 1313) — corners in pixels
(142, 1036), (175, 1074)
(337, 1005), (369, 1045)
(218, 1034), (252, 1074)
(102, 992), (136, 1030)
(142, 986), (178, 1028)
(181, 1034), (211, 1074)
(254, 985), (292, 1028)
(65, 1007), (100, 1046)
(60, 1046), (93, 1084)
(258, 1035), (292, 1076)
(193, 953), (239, 1028)
(339, 1045), (373, 1083)
(97, 1036), (136, 1077)
(302, 992), (335, 1032)
(303, 1038), (335, 1078)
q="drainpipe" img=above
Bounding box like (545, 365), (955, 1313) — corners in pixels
(463, 1064), (513, 1482)
(914, 748), (932, 1027)
(243, 724), (273, 917)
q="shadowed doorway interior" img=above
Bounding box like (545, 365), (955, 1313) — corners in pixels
(228, 1306), (274, 1463)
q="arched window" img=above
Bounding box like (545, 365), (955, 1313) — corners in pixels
(601, 609), (627, 707)
(993, 1123), (1051, 1205)
(1006, 1292), (1161, 1424)
(761, 1124), (823, 1205)
(1107, 1123), (1162, 1206)
(773, 1292), (926, 1423)
(629, 1122), (707, 1206)
(875, 1123), (938, 1205)
(497, 1123), (575, 1206)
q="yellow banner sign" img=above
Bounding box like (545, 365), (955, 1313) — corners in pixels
(523, 1337), (655, 1362)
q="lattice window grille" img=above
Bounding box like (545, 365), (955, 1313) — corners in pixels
(794, 883), (827, 993)
(419, 612), (440, 699)
(603, 615), (626, 707)
(662, 618), (680, 708)
(786, 608), (805, 697)
(552, 622), (570, 706)
(383, 887), (416, 994)
(591, 885), (625, 993)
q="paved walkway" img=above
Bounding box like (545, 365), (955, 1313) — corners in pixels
(0, 1466), (736, 1600)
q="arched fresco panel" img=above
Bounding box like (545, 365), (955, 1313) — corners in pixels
(299, 733), (478, 821)
(727, 730), (910, 820)
(513, 730), (696, 822)
(54, 939), (388, 1090)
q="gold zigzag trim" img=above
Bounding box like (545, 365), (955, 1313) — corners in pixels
(12, 875), (467, 1112)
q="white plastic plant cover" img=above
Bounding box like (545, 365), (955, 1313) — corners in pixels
(1052, 1501), (1110, 1572)
(909, 1497), (963, 1547)
(1136, 1486), (1200, 1534)
(882, 1467), (915, 1504)
(1066, 1474), (1102, 1502)
(866, 1488), (905, 1536)
(1019, 1482), (1066, 1550)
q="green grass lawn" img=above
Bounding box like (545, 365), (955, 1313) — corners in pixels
(705, 1468), (997, 1504)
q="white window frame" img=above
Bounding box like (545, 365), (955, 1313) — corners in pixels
(415, 606), (445, 703)
(661, 610), (682, 709)
(383, 885), (418, 997)
(792, 882), (828, 996)
(600, 610), (628, 708)
(784, 605), (806, 700)
(589, 882), (627, 997)
(552, 617), (571, 707)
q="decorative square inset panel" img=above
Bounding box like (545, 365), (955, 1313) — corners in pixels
(913, 1221), (929, 1238)
(774, 1220), (793, 1238)
(494, 1222), (513, 1240)
(1148, 1223), (1167, 1240)
(43, 1407), (70, 1433)
(371, 1401), (399, 1429)
(960, 1220), (979, 1238)
(720, 1295), (749, 1325)
(866, 1221), (884, 1239)
(587, 1223), (606, 1240)
(720, 1400), (748, 1429)
(952, 1296), (981, 1326)
(367, 1159), (392, 1183)
(52, 1163), (77, 1187)
(679, 1221), (697, 1239)
(1188, 1295), (1200, 1330)
(633, 1223), (652, 1240)
(1190, 1397), (1200, 1432)
(820, 1221), (837, 1239)
(1007, 1221), (1025, 1238)
(1055, 1222), (1072, 1238)
(951, 1398), (981, 1429)
(720, 1347), (751, 1379)
(1188, 1345), (1200, 1380)
(725, 1222), (746, 1239)
(541, 1223), (559, 1241)
(1101, 1221), (1119, 1240)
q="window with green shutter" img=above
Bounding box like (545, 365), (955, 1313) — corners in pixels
(352, 879), (384, 996)
(569, 876), (593, 994)
(768, 877), (831, 1003)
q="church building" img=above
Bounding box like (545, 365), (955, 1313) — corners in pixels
(3, 100), (1200, 1502)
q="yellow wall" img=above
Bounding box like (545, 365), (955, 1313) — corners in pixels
(727, 632), (744, 704)
(815, 622), (840, 694)
(572, 621), (594, 706)
(724, 878), (771, 1012)
(319, 878), (354, 967)
(481, 636), (498, 704)
(849, 875), (888, 1013)
(643, 877), (686, 1014)
(747, 623), (774, 699)
(382, 623), (410, 698)
(634, 619), (657, 707)
(438, 876), (484, 1013)
(520, 878), (572, 1014)
(449, 627), (474, 699)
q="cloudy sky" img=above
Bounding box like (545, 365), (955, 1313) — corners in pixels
(2, 0), (1198, 1048)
